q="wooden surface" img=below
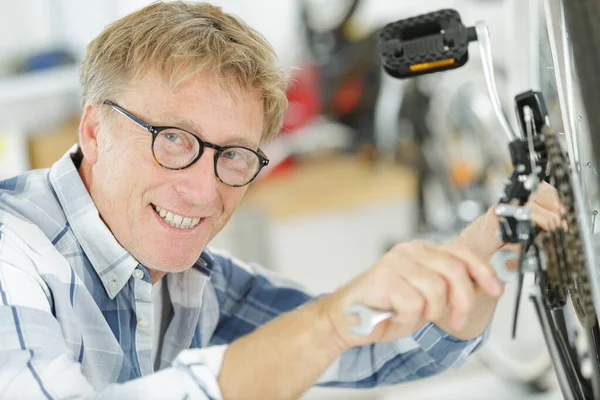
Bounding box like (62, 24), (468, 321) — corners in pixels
(242, 154), (417, 221)
(28, 115), (79, 169)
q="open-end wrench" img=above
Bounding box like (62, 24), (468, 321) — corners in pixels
(345, 304), (394, 336)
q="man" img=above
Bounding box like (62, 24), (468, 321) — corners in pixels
(0, 2), (561, 399)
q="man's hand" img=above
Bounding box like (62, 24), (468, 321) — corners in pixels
(321, 240), (503, 349)
(456, 181), (564, 261)
(320, 181), (564, 349)
(219, 182), (563, 400)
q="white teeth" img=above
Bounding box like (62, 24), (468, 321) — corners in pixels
(153, 205), (201, 230)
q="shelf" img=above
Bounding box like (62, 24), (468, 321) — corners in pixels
(0, 65), (80, 105)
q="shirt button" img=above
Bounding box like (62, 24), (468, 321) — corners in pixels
(108, 281), (118, 291)
(132, 269), (144, 280)
(137, 320), (148, 329)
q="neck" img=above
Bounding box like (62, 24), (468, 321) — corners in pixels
(149, 270), (167, 284)
(78, 157), (94, 194)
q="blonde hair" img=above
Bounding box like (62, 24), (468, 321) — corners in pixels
(80, 1), (288, 142)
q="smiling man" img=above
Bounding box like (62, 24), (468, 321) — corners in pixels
(0, 2), (562, 400)
(79, 70), (265, 281)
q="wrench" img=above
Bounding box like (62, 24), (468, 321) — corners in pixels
(345, 304), (394, 336)
(345, 249), (539, 336)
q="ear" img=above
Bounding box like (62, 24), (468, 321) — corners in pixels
(79, 103), (102, 165)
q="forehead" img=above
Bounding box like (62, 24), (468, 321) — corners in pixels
(119, 71), (264, 147)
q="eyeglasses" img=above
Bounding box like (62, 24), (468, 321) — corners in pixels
(103, 100), (269, 187)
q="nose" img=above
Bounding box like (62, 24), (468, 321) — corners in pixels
(172, 148), (220, 206)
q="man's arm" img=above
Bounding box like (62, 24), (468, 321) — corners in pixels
(217, 242), (501, 400)
(217, 183), (561, 400)
(212, 241), (498, 400)
(437, 181), (562, 340)
(219, 299), (487, 398)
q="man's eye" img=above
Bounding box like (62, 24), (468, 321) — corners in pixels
(223, 150), (241, 160)
(164, 133), (183, 143)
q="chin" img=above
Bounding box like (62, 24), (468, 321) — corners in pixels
(136, 249), (203, 274)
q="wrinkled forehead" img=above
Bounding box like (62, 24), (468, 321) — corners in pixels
(137, 62), (262, 100)
(112, 70), (265, 145)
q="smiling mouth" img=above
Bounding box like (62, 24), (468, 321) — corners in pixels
(152, 204), (201, 230)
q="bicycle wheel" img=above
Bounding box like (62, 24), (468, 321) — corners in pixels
(539, 1), (600, 397)
(562, 0), (600, 173)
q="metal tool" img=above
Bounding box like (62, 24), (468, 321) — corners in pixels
(345, 304), (394, 336)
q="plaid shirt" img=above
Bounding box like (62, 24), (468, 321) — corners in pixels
(0, 146), (488, 399)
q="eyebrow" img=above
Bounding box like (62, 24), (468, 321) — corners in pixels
(158, 113), (260, 149)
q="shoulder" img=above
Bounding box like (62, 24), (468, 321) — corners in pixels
(0, 215), (58, 312)
(0, 169), (68, 245)
(0, 169), (75, 285)
(204, 246), (314, 296)
(202, 247), (255, 291)
(0, 210), (71, 276)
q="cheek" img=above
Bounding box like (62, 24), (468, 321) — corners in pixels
(96, 142), (156, 206)
(219, 188), (246, 218)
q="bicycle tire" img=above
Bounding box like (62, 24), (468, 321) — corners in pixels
(562, 0), (600, 170)
(551, 1), (600, 397)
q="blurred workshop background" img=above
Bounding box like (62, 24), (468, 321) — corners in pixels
(0, 0), (568, 399)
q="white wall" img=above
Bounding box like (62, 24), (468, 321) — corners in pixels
(2, 0), (515, 71)
(0, 0), (528, 133)
(0, 1), (305, 73)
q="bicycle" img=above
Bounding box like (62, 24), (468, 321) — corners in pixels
(378, 1), (600, 398)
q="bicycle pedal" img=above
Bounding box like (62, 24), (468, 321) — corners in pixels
(379, 9), (477, 79)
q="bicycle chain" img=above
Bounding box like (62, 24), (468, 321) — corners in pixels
(543, 132), (597, 328)
(542, 229), (568, 308)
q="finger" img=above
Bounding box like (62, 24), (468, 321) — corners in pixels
(391, 264), (449, 322)
(387, 276), (426, 329)
(529, 202), (561, 231)
(398, 243), (475, 330)
(436, 242), (503, 298)
(530, 182), (565, 213)
(532, 181), (558, 198)
(502, 243), (521, 253)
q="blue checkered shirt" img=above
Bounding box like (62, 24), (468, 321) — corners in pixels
(0, 146), (487, 399)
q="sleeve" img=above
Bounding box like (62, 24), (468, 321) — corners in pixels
(207, 250), (489, 388)
(315, 321), (490, 388)
(0, 229), (226, 400)
(207, 249), (315, 344)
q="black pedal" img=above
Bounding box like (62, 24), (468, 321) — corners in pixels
(379, 9), (477, 79)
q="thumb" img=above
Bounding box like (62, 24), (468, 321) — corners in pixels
(505, 258), (519, 272)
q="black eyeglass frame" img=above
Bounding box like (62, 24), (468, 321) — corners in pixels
(103, 100), (269, 187)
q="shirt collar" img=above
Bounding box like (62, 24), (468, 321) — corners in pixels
(195, 250), (214, 277)
(49, 145), (139, 299)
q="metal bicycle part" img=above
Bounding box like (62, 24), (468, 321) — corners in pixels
(542, 230), (569, 308)
(473, 21), (519, 142)
(545, 131), (597, 328)
(544, 0), (600, 324)
(493, 248), (541, 282)
(478, 256), (554, 385)
(530, 284), (587, 400)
